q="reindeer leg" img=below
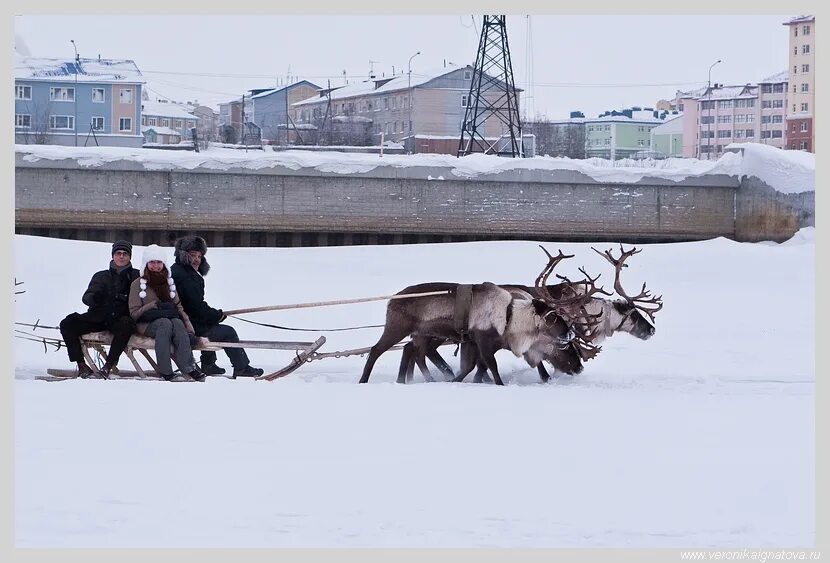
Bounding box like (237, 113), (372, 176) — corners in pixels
(475, 330), (505, 386)
(360, 326), (408, 384)
(472, 359), (493, 384)
(397, 342), (415, 384)
(414, 353), (435, 382)
(537, 363), (552, 383)
(425, 339), (455, 381)
(452, 341), (478, 382)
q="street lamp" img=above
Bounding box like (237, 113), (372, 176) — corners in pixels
(706, 59), (721, 160)
(71, 39), (78, 147)
(407, 51), (420, 154)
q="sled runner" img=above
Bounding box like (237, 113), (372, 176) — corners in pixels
(37, 332), (326, 382)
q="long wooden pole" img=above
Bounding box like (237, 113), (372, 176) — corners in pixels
(222, 290), (451, 316)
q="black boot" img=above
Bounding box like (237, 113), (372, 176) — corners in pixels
(77, 363), (94, 378)
(187, 367), (206, 382)
(201, 363), (226, 376)
(233, 365), (264, 378)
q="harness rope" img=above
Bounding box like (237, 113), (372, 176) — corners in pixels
(228, 315), (384, 332)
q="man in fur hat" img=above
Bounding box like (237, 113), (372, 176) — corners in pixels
(171, 236), (264, 378)
(59, 240), (141, 378)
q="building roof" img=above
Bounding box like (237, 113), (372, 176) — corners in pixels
(759, 70), (789, 84)
(250, 80), (321, 100)
(783, 15), (814, 25)
(141, 125), (181, 136)
(141, 101), (200, 120)
(15, 54), (144, 84)
(650, 113), (684, 134)
(586, 112), (665, 124)
(292, 64), (519, 108)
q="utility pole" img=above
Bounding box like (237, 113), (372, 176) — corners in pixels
(71, 39), (78, 147)
(458, 15), (523, 157)
(707, 59), (721, 160)
(407, 51), (420, 154)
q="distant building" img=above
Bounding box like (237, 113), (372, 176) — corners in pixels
(15, 54), (144, 147)
(140, 100), (199, 144)
(585, 109), (666, 160)
(247, 81), (320, 144)
(525, 117), (586, 159)
(783, 15), (814, 152)
(291, 64), (521, 153)
(649, 113), (684, 157)
(757, 71), (789, 150)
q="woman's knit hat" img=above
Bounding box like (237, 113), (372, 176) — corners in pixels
(139, 244), (176, 300)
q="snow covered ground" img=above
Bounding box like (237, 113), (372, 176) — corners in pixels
(13, 230), (815, 547)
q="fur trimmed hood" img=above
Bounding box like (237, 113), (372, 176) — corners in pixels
(174, 236), (210, 275)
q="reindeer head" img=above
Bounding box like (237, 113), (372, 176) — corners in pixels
(534, 246), (612, 362)
(592, 244), (663, 340)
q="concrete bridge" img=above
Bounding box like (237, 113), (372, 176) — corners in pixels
(15, 154), (814, 247)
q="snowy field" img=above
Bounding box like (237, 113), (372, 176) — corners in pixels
(13, 229), (815, 547)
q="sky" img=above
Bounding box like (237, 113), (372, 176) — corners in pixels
(15, 14), (792, 120)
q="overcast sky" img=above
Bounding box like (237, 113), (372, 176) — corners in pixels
(15, 14), (791, 119)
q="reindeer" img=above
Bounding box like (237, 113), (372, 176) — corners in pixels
(403, 244), (664, 384)
(361, 249), (607, 386)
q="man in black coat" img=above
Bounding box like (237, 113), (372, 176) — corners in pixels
(170, 236), (264, 378)
(59, 240), (141, 378)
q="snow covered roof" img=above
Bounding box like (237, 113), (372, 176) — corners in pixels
(250, 81), (321, 100)
(15, 55), (144, 84)
(759, 70), (788, 84)
(141, 125), (181, 136)
(784, 15), (814, 25)
(699, 85), (757, 100)
(587, 114), (664, 124)
(293, 64), (496, 107)
(332, 115), (372, 123)
(141, 101), (200, 120)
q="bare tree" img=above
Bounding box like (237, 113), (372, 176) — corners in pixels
(17, 100), (53, 145)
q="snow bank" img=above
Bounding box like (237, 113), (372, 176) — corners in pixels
(16, 141), (814, 193)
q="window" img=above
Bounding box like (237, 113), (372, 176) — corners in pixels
(393, 121), (398, 133)
(793, 104), (797, 112)
(772, 115), (783, 124)
(761, 84), (773, 94)
(678, 103), (684, 111)
(802, 44), (810, 54)
(802, 64), (810, 73)
(717, 130), (731, 138)
(735, 99), (754, 108)
(800, 103), (809, 112)
(746, 114), (754, 123)
(403, 96), (408, 109)
(761, 115), (772, 124)
(772, 130), (783, 138)
(745, 129), (755, 138)
(761, 131), (771, 139)
(173, 120), (181, 128)
(16, 85), (31, 100)
(91, 117), (104, 130)
(794, 27), (798, 36)
(461, 94), (468, 107)
(773, 84), (784, 93)
(604, 125), (610, 131)
(801, 122), (809, 133)
(119, 117), (132, 131)
(148, 117), (156, 126)
(92, 88), (105, 103)
(762, 100), (772, 109)
(793, 46), (798, 55)
(773, 100), (784, 109)
(800, 141), (809, 150)
(384, 98), (389, 110)
(793, 85), (797, 93)
(15, 114), (31, 128)
(717, 115), (731, 124)
(385, 122), (390, 134)
(794, 65), (798, 74)
(637, 139), (645, 146)
(463, 70), (472, 80)
(119, 88), (133, 104)
(409, 120), (412, 132)
(700, 116), (714, 125)
(735, 114), (746, 124)
(162, 119), (170, 127)
(604, 139), (610, 145)
(49, 87), (75, 101)
(803, 25), (811, 35)
(734, 129), (745, 139)
(700, 130), (714, 139)
(717, 100), (732, 109)
(801, 83), (809, 93)
(49, 115), (74, 129)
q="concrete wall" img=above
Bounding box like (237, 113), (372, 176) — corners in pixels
(735, 175), (815, 242)
(15, 156), (812, 245)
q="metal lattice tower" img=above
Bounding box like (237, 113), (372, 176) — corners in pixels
(457, 15), (523, 158)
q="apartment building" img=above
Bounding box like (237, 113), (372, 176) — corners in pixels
(584, 110), (665, 160)
(15, 54), (144, 147)
(140, 100), (199, 144)
(783, 15), (815, 151)
(291, 64), (519, 152)
(757, 71), (788, 149)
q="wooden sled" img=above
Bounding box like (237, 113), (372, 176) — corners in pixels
(37, 332), (326, 383)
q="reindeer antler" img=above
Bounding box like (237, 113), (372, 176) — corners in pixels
(592, 244), (663, 323)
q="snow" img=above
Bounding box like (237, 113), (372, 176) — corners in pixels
(759, 70), (788, 84)
(14, 230), (814, 547)
(140, 100), (200, 120)
(15, 141), (815, 194)
(140, 125), (181, 137)
(15, 55), (144, 84)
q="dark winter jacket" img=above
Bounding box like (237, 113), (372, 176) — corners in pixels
(81, 261), (141, 323)
(170, 262), (224, 336)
